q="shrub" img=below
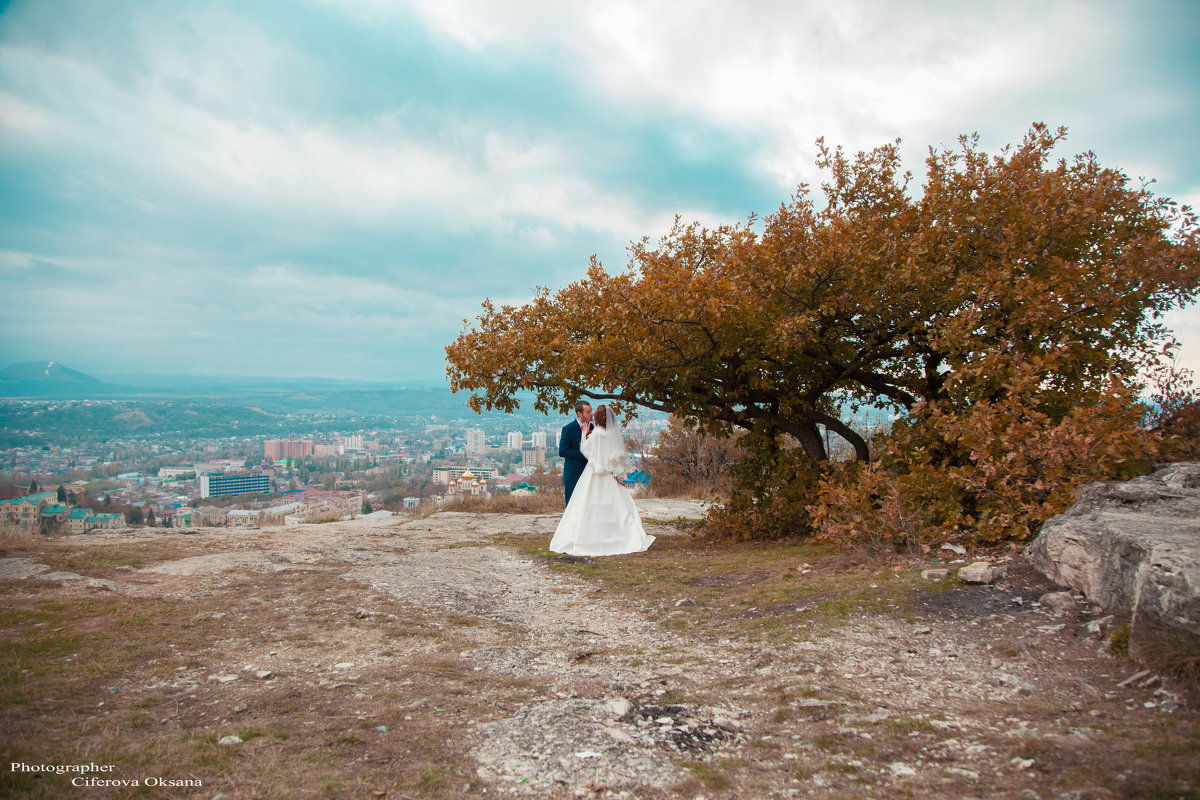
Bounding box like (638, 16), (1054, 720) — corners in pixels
(643, 416), (740, 498)
(704, 429), (824, 541)
(809, 378), (1157, 550)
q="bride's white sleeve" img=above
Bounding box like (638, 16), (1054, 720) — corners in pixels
(587, 431), (629, 476)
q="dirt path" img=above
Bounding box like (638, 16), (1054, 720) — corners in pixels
(3, 502), (1196, 799)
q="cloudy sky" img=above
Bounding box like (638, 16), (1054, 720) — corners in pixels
(1, 0), (1198, 383)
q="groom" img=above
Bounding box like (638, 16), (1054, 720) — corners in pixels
(559, 400), (593, 506)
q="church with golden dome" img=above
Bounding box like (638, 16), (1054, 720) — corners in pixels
(446, 468), (489, 498)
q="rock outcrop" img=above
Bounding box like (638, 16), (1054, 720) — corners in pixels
(1026, 462), (1200, 663)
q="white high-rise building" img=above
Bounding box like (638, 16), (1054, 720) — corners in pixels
(506, 431), (524, 450)
(521, 447), (545, 469)
(465, 428), (486, 454)
(530, 431), (547, 448)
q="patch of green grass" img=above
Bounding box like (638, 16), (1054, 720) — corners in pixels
(886, 717), (935, 734)
(0, 629), (81, 689)
(1108, 623), (1131, 655)
(417, 766), (448, 791)
(682, 759), (733, 789)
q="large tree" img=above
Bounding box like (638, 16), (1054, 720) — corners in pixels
(447, 125), (1200, 464)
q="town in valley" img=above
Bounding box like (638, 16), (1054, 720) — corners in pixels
(0, 363), (667, 533)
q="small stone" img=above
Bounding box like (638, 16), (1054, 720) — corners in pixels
(1039, 591), (1076, 616)
(674, 598), (696, 607)
(233, 703), (249, 714)
(958, 562), (995, 584)
(1011, 757), (1035, 770)
(921, 569), (950, 581)
(333, 662), (354, 670)
(209, 674), (238, 683)
(888, 762), (916, 777)
(217, 735), (243, 746)
(255, 670), (274, 679)
(603, 726), (635, 743)
(602, 697), (632, 719)
(355, 608), (370, 619)
(1085, 615), (1115, 636)
(85, 578), (122, 592)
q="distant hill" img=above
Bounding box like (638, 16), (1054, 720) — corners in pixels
(0, 361), (128, 396)
(1, 361), (101, 384)
(0, 362), (556, 423)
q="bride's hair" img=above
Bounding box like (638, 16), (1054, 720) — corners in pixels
(594, 405), (608, 429)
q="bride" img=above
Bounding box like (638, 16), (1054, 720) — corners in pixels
(549, 404), (655, 557)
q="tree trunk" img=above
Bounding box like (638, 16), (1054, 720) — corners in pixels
(808, 409), (872, 462)
(790, 419), (828, 461)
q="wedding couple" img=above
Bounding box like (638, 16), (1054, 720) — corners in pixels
(549, 400), (655, 557)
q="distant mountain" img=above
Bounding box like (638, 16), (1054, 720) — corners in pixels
(0, 363), (551, 421)
(1, 361), (101, 384)
(0, 361), (135, 397)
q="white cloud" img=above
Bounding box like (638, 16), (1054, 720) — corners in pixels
(1, 18), (686, 246)
(1165, 303), (1200, 378)
(0, 88), (61, 145)
(382, 0), (1122, 187)
(0, 250), (35, 272)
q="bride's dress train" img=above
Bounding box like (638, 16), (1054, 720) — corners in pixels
(549, 427), (654, 557)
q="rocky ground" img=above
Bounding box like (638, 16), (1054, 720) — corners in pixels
(2, 501), (1196, 800)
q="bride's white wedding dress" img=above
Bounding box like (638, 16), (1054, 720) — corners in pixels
(549, 426), (655, 557)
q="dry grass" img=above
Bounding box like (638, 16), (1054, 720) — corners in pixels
(0, 525), (35, 547)
(500, 529), (920, 640)
(0, 552), (487, 799)
(435, 490), (564, 515)
(1133, 624), (1200, 704)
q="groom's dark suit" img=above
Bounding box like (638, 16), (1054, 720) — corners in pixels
(559, 418), (591, 505)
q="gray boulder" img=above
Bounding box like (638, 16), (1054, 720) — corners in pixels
(1026, 462), (1200, 661)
